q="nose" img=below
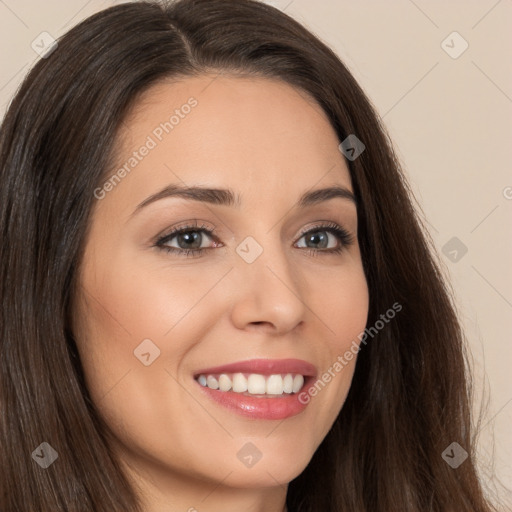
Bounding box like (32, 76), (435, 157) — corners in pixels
(229, 237), (309, 335)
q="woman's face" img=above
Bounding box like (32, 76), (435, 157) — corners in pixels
(73, 74), (369, 506)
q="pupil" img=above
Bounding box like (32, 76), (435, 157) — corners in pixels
(309, 232), (327, 248)
(179, 231), (201, 249)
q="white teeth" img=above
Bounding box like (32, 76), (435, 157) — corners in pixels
(292, 374), (304, 393)
(283, 374), (293, 393)
(232, 373), (248, 393)
(218, 374), (231, 391)
(196, 372), (306, 396)
(266, 374), (283, 395)
(247, 374), (266, 394)
(206, 375), (219, 390)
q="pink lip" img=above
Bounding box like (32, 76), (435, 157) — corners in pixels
(193, 358), (317, 378)
(194, 358), (317, 420)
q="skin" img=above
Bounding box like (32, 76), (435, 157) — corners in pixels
(72, 74), (369, 512)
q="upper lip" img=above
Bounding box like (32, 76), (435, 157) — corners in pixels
(194, 358), (317, 378)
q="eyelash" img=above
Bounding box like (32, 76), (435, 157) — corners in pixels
(154, 220), (354, 259)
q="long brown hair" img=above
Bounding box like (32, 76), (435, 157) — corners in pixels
(0, 1), (498, 510)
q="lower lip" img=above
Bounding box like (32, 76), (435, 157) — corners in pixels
(195, 377), (314, 420)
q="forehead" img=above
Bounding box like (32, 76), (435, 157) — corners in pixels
(101, 74), (353, 216)
(118, 73), (341, 161)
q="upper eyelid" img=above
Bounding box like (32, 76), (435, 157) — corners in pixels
(157, 223), (217, 242)
(157, 221), (350, 246)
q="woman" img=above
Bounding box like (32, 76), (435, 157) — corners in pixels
(0, 0), (499, 510)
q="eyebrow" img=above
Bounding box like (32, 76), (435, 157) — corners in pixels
(132, 183), (356, 216)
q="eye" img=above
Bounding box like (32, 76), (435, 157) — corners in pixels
(154, 220), (354, 258)
(295, 221), (354, 256)
(154, 221), (219, 258)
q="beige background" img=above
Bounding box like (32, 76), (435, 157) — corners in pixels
(1, 0), (510, 507)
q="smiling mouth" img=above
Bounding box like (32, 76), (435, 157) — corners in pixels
(192, 358), (317, 419)
(195, 372), (306, 397)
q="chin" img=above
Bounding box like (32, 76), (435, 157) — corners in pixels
(214, 450), (313, 489)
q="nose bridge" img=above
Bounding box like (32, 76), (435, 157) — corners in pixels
(229, 228), (308, 331)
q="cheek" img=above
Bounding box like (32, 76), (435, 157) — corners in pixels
(71, 251), (166, 401)
(328, 266), (369, 375)
(76, 249), (202, 348)
(72, 248), (230, 405)
(310, 262), (369, 350)
(300, 264), (368, 426)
